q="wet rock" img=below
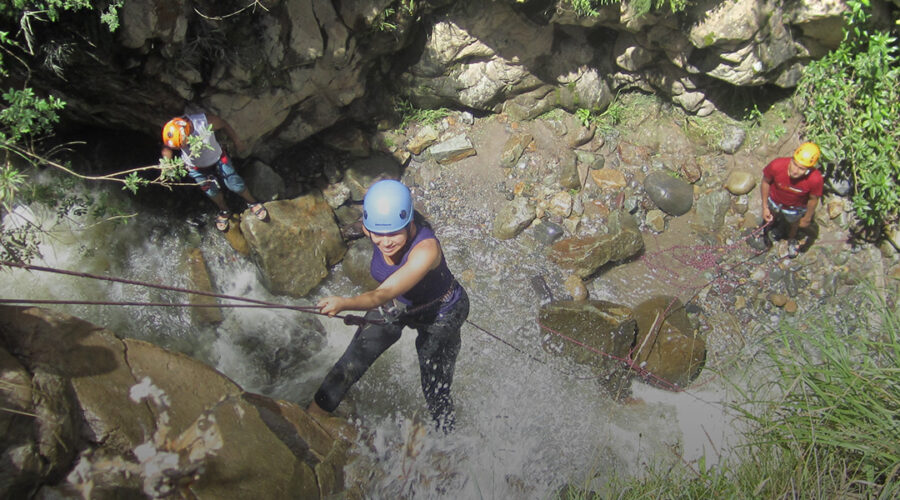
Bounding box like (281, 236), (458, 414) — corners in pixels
(244, 160), (286, 202)
(826, 197), (844, 219)
(538, 300), (635, 395)
(530, 275), (555, 304)
(406, 125), (439, 155)
(549, 210), (644, 278)
(334, 204), (363, 227)
(767, 293), (789, 307)
(185, 248), (223, 325)
(429, 134), (476, 164)
(645, 209), (666, 232)
(557, 150), (581, 190)
(500, 133), (533, 168)
(223, 215), (251, 256)
(828, 178), (852, 196)
(590, 168), (627, 190)
(342, 239), (379, 290)
(321, 126), (370, 157)
(242, 194), (347, 297)
(343, 155), (402, 201)
(643, 170), (694, 216)
(563, 274), (588, 301)
(322, 181), (351, 209)
(732, 194), (750, 215)
(718, 125), (747, 154)
(0, 306), (355, 498)
(692, 189), (731, 232)
(492, 196), (535, 240)
(548, 191), (574, 218)
(783, 299), (798, 313)
(617, 143), (652, 167)
(0, 346), (75, 497)
(631, 296), (706, 389)
(724, 170), (756, 195)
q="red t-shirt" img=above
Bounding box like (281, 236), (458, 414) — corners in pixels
(763, 157), (824, 208)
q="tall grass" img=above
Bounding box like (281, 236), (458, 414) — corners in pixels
(752, 287), (900, 496)
(558, 287), (899, 499)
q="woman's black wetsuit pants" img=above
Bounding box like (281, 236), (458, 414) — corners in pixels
(314, 289), (469, 432)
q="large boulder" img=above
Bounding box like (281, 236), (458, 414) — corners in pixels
(631, 296), (706, 389)
(0, 306), (356, 499)
(241, 194), (347, 297)
(538, 299), (636, 397)
(644, 170), (694, 216)
(549, 210), (644, 278)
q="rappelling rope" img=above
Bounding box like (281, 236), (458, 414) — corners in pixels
(0, 260), (374, 326)
(0, 229), (770, 405)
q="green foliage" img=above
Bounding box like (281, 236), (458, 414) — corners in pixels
(751, 289), (900, 491)
(393, 98), (451, 130)
(0, 1), (146, 265)
(373, 0), (417, 33)
(99, 0), (124, 31)
(575, 99), (624, 132)
(567, 0), (688, 18)
(0, 0), (92, 22)
(796, 0), (900, 225)
(0, 163), (26, 208)
(0, 88), (65, 143)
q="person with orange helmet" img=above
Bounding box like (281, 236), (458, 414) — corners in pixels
(161, 111), (268, 232)
(758, 142), (824, 258)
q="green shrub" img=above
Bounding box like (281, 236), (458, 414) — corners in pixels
(567, 0), (688, 18)
(796, 0), (900, 226)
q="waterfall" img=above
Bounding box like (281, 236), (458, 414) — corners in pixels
(1, 175), (746, 499)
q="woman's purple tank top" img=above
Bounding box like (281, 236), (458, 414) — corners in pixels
(370, 225), (460, 310)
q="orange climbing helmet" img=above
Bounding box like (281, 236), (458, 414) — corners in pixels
(793, 142), (820, 168)
(162, 117), (191, 149)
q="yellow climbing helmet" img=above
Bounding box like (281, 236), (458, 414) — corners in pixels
(162, 117), (192, 149)
(793, 142), (820, 168)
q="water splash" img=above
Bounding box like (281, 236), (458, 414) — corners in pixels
(1, 188), (749, 497)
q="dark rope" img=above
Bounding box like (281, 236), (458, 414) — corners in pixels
(0, 260), (373, 326)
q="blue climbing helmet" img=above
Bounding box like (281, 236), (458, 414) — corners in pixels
(363, 179), (413, 233)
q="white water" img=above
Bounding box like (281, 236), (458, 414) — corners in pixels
(1, 184), (753, 499)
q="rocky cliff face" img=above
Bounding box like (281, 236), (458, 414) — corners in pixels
(11, 0), (864, 168)
(0, 306), (356, 499)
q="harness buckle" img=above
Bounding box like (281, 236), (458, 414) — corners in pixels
(379, 299), (407, 324)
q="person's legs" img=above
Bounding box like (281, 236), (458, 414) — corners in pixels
(414, 290), (469, 433)
(188, 165), (231, 230)
(215, 154), (258, 202)
(314, 310), (403, 412)
(214, 155), (268, 220)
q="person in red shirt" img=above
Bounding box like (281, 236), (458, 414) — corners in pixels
(759, 142), (824, 258)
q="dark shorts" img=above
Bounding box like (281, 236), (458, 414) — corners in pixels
(768, 197), (807, 223)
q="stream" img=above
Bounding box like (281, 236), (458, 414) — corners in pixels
(1, 166), (753, 499)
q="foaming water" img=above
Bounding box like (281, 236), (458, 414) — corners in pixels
(1, 190), (749, 498)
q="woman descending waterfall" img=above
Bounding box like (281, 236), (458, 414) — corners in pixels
(311, 180), (469, 433)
